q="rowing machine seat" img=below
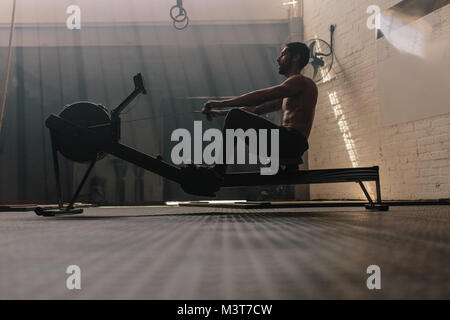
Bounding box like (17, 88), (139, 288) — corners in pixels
(280, 157), (304, 172)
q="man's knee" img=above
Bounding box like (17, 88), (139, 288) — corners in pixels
(226, 108), (247, 119)
(224, 108), (247, 128)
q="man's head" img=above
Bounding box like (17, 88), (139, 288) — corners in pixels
(277, 42), (310, 76)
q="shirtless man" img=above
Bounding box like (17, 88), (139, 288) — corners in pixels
(202, 42), (318, 174)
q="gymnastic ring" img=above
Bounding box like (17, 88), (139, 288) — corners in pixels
(170, 5), (188, 23)
(173, 16), (189, 30)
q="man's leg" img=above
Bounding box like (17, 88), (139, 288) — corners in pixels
(214, 108), (279, 174)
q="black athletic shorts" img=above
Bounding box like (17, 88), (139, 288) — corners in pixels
(223, 108), (309, 159)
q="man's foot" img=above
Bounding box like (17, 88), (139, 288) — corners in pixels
(180, 165), (224, 197)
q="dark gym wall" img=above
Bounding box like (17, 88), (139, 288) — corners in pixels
(0, 22), (301, 204)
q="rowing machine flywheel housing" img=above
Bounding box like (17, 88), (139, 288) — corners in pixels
(55, 102), (113, 163)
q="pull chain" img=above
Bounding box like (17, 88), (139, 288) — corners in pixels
(121, 111), (203, 124)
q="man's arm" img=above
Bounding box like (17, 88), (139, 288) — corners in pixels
(205, 99), (282, 121)
(204, 75), (306, 111)
(241, 99), (282, 115)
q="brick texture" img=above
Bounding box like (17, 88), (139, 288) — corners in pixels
(303, 0), (450, 200)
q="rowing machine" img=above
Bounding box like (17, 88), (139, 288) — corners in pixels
(36, 74), (388, 216)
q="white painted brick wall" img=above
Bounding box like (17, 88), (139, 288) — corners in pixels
(303, 0), (450, 200)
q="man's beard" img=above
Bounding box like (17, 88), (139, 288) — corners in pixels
(278, 59), (291, 75)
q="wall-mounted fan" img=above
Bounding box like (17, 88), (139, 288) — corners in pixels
(303, 24), (336, 83)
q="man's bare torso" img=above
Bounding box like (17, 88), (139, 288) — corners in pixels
(281, 76), (318, 139)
